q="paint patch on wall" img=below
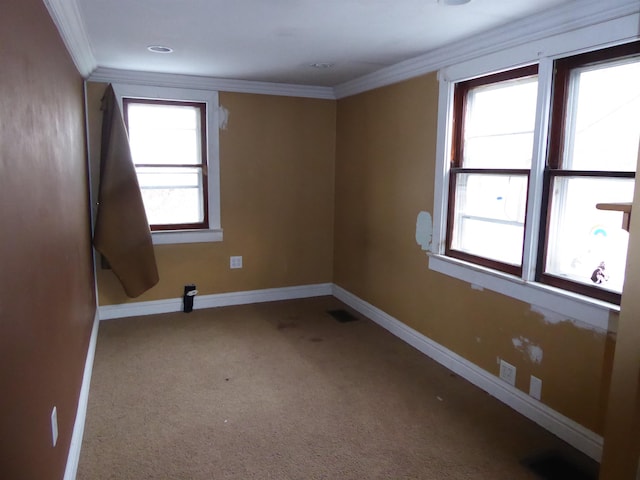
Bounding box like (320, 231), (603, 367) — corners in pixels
(219, 105), (230, 130)
(471, 283), (484, 291)
(530, 305), (605, 333)
(415, 211), (433, 252)
(512, 335), (544, 364)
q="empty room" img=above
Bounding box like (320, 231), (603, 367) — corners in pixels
(2, 0), (640, 479)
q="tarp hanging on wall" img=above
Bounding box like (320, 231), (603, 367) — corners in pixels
(93, 85), (159, 297)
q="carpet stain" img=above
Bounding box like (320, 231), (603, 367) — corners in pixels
(277, 321), (298, 330)
(522, 451), (596, 480)
(309, 337), (324, 343)
(327, 309), (359, 323)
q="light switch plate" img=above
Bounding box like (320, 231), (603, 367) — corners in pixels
(529, 375), (542, 400)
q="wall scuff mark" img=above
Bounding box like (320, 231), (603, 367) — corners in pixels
(415, 211), (433, 252)
(512, 336), (544, 364)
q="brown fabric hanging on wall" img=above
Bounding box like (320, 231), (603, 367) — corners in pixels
(93, 85), (159, 297)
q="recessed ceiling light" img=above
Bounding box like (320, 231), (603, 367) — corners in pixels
(309, 63), (334, 69)
(441, 0), (471, 5)
(147, 45), (173, 54)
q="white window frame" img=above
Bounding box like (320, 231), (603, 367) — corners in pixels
(430, 16), (640, 332)
(112, 83), (223, 245)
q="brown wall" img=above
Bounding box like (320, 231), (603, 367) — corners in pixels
(0, 1), (97, 479)
(599, 144), (640, 479)
(87, 84), (336, 305)
(333, 73), (614, 433)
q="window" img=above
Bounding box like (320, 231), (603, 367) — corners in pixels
(112, 84), (222, 245)
(124, 99), (208, 231)
(540, 43), (640, 303)
(437, 41), (640, 306)
(448, 66), (538, 275)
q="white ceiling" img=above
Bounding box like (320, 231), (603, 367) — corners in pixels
(71, 0), (579, 87)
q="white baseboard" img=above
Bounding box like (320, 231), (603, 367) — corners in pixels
(98, 283), (333, 320)
(332, 284), (604, 462)
(64, 311), (100, 480)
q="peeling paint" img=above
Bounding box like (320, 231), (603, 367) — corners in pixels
(218, 105), (230, 130)
(512, 335), (544, 364)
(415, 211), (433, 252)
(471, 283), (484, 291)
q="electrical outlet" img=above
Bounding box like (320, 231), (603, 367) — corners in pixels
(499, 359), (516, 386)
(529, 375), (542, 400)
(51, 406), (58, 447)
(230, 256), (243, 269)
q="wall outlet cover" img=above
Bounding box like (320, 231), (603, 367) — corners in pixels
(51, 406), (58, 447)
(230, 256), (243, 269)
(499, 359), (517, 386)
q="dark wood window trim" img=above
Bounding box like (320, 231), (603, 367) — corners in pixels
(548, 41), (640, 169)
(446, 65), (538, 276)
(123, 98), (209, 231)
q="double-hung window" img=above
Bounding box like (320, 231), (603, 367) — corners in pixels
(436, 40), (640, 308)
(124, 98), (208, 231)
(540, 43), (640, 304)
(112, 83), (222, 245)
(448, 65), (538, 276)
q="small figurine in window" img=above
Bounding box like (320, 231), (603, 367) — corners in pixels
(591, 261), (609, 284)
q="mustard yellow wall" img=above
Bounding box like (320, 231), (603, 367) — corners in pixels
(88, 72), (617, 435)
(333, 73), (614, 434)
(87, 83), (336, 305)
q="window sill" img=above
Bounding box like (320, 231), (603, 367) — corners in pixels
(428, 253), (619, 333)
(151, 228), (223, 245)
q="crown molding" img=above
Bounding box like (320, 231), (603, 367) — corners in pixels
(333, 0), (640, 99)
(46, 0), (638, 99)
(88, 67), (336, 100)
(42, 0), (97, 77)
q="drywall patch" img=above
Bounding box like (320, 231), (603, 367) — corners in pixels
(530, 305), (605, 333)
(415, 211), (433, 252)
(218, 105), (229, 130)
(512, 335), (544, 365)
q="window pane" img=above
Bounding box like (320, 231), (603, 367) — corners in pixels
(545, 176), (634, 293)
(127, 103), (202, 165)
(463, 75), (538, 169)
(451, 173), (528, 266)
(136, 167), (204, 225)
(563, 59), (640, 171)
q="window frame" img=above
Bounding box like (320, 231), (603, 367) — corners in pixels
(446, 65), (538, 276)
(431, 29), (640, 327)
(122, 97), (210, 232)
(112, 83), (223, 245)
(537, 42), (640, 304)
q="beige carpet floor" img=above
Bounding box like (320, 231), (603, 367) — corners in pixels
(77, 296), (597, 479)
